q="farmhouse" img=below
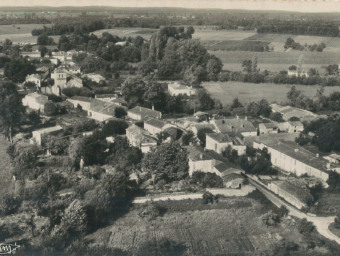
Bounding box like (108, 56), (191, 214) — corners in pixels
(126, 124), (157, 153)
(213, 161), (243, 177)
(270, 104), (320, 122)
(187, 145), (217, 176)
(259, 121), (303, 134)
(206, 132), (246, 155)
(190, 123), (215, 135)
(259, 122), (279, 135)
(253, 140), (331, 182)
(211, 117), (257, 137)
(67, 96), (92, 111)
(22, 93), (49, 113)
(144, 117), (165, 135)
(88, 100), (124, 122)
(127, 106), (162, 121)
(222, 173), (246, 189)
(31, 125), (63, 146)
(168, 82), (196, 96)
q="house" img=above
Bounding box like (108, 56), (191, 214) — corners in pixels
(187, 145), (217, 176)
(67, 96), (92, 111)
(127, 106), (162, 121)
(31, 125), (63, 145)
(25, 74), (41, 87)
(259, 122), (279, 135)
(268, 180), (312, 209)
(211, 117), (257, 137)
(21, 51), (41, 58)
(144, 117), (165, 135)
(51, 68), (67, 89)
(88, 100), (123, 122)
(222, 173), (245, 189)
(212, 161), (243, 177)
(82, 73), (105, 83)
(95, 94), (118, 102)
(270, 104), (321, 122)
(61, 63), (81, 74)
(206, 133), (246, 155)
(168, 82), (196, 96)
(253, 140), (332, 182)
(126, 124), (157, 153)
(190, 123), (215, 135)
(288, 69), (309, 78)
(22, 93), (49, 112)
(194, 111), (210, 122)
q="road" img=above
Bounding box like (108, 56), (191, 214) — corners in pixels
(248, 178), (340, 244)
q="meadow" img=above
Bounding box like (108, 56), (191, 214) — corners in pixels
(202, 81), (340, 106)
(93, 27), (158, 40)
(0, 23), (58, 44)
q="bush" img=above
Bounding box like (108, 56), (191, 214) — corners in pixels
(191, 172), (224, 188)
(114, 107), (127, 118)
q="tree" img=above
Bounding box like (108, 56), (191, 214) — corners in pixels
(242, 59), (252, 73)
(37, 34), (54, 45)
(38, 45), (48, 57)
(181, 131), (195, 146)
(230, 98), (243, 109)
(206, 55), (223, 81)
(0, 82), (25, 141)
(4, 58), (35, 83)
(142, 142), (188, 182)
(270, 112), (284, 122)
(197, 89), (215, 111)
(45, 135), (69, 155)
(197, 128), (214, 147)
(101, 119), (128, 137)
(114, 107), (127, 118)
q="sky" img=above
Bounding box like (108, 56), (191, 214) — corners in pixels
(0, 0), (340, 13)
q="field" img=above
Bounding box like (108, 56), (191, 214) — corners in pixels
(192, 29), (257, 41)
(0, 23), (59, 44)
(202, 81), (340, 106)
(86, 196), (302, 255)
(0, 136), (12, 195)
(93, 27), (158, 40)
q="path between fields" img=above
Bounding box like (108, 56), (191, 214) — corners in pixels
(248, 178), (340, 245)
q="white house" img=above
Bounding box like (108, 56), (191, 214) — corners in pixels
(144, 117), (165, 135)
(127, 106), (162, 121)
(211, 117), (257, 137)
(67, 96), (93, 111)
(126, 124), (157, 153)
(187, 145), (217, 176)
(88, 100), (123, 122)
(168, 82), (196, 96)
(253, 140), (331, 182)
(259, 123), (279, 135)
(206, 133), (246, 155)
(31, 125), (63, 145)
(22, 93), (49, 113)
(51, 68), (67, 89)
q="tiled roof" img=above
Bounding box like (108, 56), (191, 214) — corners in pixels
(69, 96), (92, 102)
(213, 118), (257, 133)
(206, 133), (232, 143)
(89, 100), (119, 116)
(128, 106), (161, 119)
(222, 173), (244, 182)
(260, 122), (279, 129)
(186, 145), (214, 161)
(144, 117), (165, 129)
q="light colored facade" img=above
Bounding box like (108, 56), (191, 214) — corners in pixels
(259, 123), (279, 135)
(51, 68), (67, 88)
(126, 125), (157, 153)
(168, 82), (196, 96)
(253, 140), (329, 182)
(144, 118), (165, 135)
(67, 96), (92, 111)
(211, 118), (257, 137)
(87, 100), (122, 122)
(127, 106), (162, 121)
(31, 125), (63, 145)
(187, 145), (217, 176)
(22, 93), (49, 112)
(205, 133), (232, 154)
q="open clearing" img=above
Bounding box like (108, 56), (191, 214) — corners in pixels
(0, 137), (12, 195)
(202, 81), (340, 106)
(86, 197), (309, 255)
(93, 27), (158, 40)
(0, 23), (59, 44)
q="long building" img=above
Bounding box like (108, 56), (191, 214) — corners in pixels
(253, 140), (333, 182)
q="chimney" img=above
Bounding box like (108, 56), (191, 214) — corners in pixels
(236, 115), (239, 119)
(316, 153), (319, 158)
(152, 104), (155, 111)
(245, 116), (247, 120)
(200, 153), (203, 159)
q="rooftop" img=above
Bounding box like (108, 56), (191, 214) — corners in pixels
(260, 122), (279, 129)
(206, 132), (232, 143)
(212, 118), (257, 133)
(186, 145), (214, 161)
(144, 117), (166, 129)
(128, 106), (162, 119)
(89, 100), (119, 116)
(69, 96), (93, 103)
(32, 125), (63, 135)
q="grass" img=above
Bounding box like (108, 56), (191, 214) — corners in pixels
(0, 24), (59, 44)
(193, 29), (257, 41)
(93, 27), (158, 40)
(0, 136), (12, 195)
(329, 223), (340, 238)
(202, 81), (340, 106)
(203, 40), (270, 51)
(310, 191), (340, 216)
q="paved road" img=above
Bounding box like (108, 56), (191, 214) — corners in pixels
(248, 178), (340, 244)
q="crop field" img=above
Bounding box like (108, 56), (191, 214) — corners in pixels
(0, 23), (59, 44)
(0, 137), (12, 195)
(192, 29), (257, 41)
(93, 27), (158, 40)
(87, 197), (291, 255)
(202, 81), (340, 106)
(203, 40), (270, 52)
